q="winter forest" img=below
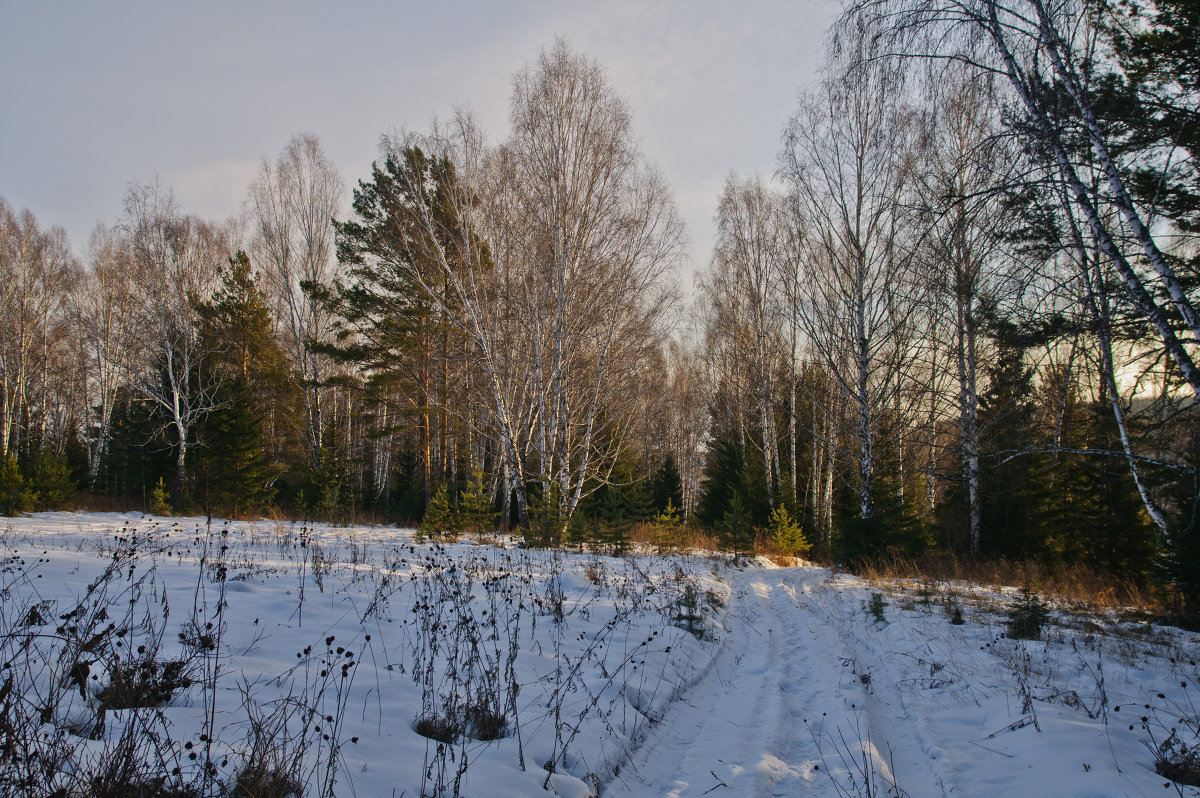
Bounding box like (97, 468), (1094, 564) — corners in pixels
(2, 0), (1200, 625)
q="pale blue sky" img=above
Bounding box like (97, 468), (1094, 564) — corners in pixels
(0, 1), (835, 288)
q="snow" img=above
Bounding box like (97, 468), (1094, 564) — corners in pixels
(2, 512), (1198, 797)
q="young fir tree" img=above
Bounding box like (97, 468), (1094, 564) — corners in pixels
(696, 428), (771, 532)
(598, 485), (634, 556)
(419, 485), (458, 541)
(767, 504), (809, 558)
(651, 499), (685, 552)
(718, 493), (755, 558)
(30, 451), (76, 511)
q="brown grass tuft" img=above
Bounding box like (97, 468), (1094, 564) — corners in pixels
(845, 549), (1154, 614)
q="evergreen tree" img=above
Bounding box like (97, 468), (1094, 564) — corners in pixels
(1105, 0), (1200, 235)
(651, 499), (685, 552)
(100, 390), (175, 508)
(197, 377), (276, 517)
(148, 477), (172, 516)
(767, 504), (809, 558)
(650, 454), (684, 515)
(695, 427), (770, 531)
(718, 493), (755, 558)
(457, 468), (497, 538)
(29, 451), (77, 511)
(0, 454), (35, 516)
(418, 485), (458, 541)
(328, 147), (481, 507)
(977, 331), (1041, 560)
(309, 422), (351, 522)
(195, 252), (291, 517)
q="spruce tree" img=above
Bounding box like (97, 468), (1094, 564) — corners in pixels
(977, 332), (1040, 559)
(195, 252), (290, 517)
(650, 454), (684, 515)
(718, 494), (755, 558)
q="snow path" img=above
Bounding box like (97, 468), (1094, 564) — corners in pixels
(604, 565), (951, 798)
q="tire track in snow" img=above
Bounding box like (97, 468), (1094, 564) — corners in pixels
(600, 567), (828, 796)
(782, 571), (952, 797)
(602, 565), (953, 797)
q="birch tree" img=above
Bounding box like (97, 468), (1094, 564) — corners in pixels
(914, 70), (1014, 553)
(75, 224), (139, 485)
(846, 0), (1200, 396)
(122, 181), (226, 504)
(506, 39), (684, 537)
(706, 174), (787, 510)
(0, 200), (78, 460)
(249, 133), (344, 467)
(780, 38), (922, 530)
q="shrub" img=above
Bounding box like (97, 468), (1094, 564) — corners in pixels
(230, 762), (304, 798)
(412, 705), (506, 744)
(97, 658), (192, 710)
(1154, 732), (1200, 787)
(413, 713), (459, 744)
(465, 704), (507, 741)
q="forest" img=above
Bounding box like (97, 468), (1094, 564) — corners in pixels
(1, 1), (1198, 620)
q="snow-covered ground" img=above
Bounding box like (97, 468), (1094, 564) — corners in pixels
(1, 513), (1198, 797)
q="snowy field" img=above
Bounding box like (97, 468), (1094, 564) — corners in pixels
(1, 512), (1197, 797)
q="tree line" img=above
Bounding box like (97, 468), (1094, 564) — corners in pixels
(1, 7), (1198, 615)
(0, 41), (689, 543)
(696, 0), (1199, 617)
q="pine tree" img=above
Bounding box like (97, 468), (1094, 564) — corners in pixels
(1105, 0), (1200, 235)
(767, 505), (809, 558)
(419, 485), (459, 541)
(328, 147), (480, 508)
(458, 468), (497, 539)
(651, 499), (685, 552)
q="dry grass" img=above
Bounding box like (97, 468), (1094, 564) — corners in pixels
(626, 522), (719, 554)
(845, 550), (1155, 614)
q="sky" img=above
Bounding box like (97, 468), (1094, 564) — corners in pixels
(0, 1), (836, 292)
